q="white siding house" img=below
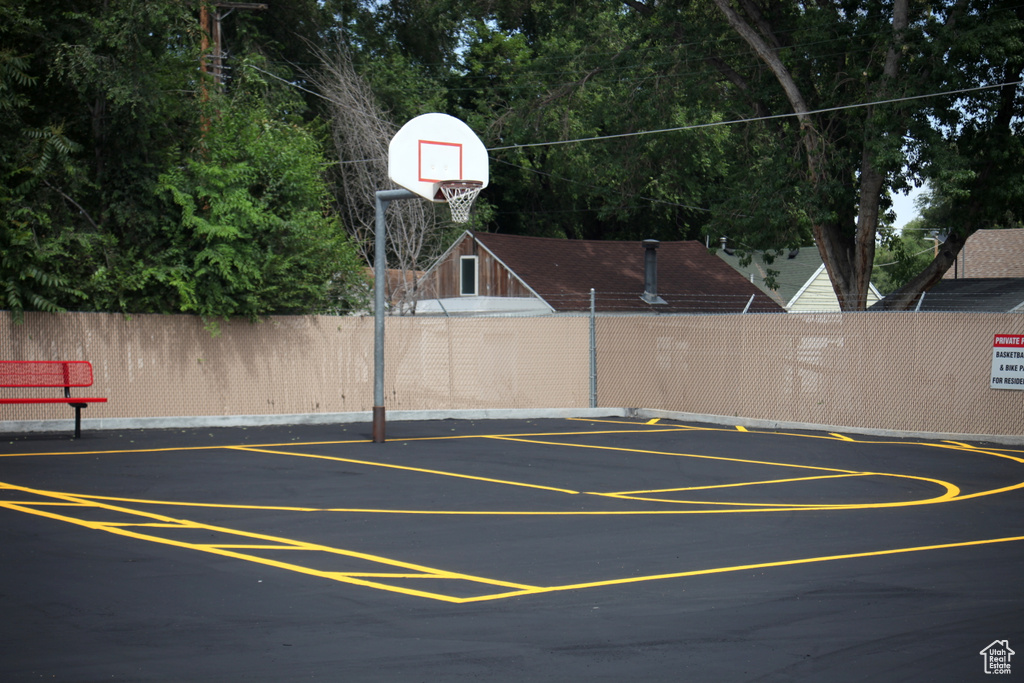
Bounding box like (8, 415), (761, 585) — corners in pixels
(786, 264), (882, 312)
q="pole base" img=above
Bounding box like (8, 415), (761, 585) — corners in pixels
(372, 405), (386, 443)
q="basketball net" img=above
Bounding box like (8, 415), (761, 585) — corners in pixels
(439, 181), (482, 223)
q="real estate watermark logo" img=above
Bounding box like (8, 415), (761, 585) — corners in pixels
(980, 640), (1014, 674)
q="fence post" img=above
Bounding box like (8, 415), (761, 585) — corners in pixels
(590, 288), (597, 408)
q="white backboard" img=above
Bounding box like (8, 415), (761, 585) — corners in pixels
(388, 113), (489, 202)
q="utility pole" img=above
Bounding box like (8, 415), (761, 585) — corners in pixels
(198, 2), (268, 135)
(199, 2), (268, 91)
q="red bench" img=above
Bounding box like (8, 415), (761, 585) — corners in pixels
(0, 361), (108, 438)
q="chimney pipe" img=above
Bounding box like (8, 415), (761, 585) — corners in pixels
(641, 239), (667, 305)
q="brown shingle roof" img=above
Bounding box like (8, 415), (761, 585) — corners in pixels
(473, 233), (784, 313)
(919, 278), (1024, 312)
(946, 228), (1024, 279)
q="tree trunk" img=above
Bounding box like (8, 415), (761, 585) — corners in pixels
(714, 0), (910, 310)
(877, 232), (965, 310)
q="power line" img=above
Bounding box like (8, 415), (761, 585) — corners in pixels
(248, 59), (1021, 160)
(488, 80), (1024, 151)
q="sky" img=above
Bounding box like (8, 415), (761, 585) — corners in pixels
(891, 184), (926, 232)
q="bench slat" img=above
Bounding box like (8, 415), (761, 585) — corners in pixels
(0, 398), (108, 404)
(0, 360), (95, 388)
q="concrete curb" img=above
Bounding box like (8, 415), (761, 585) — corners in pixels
(0, 408), (630, 435)
(630, 408), (1024, 446)
(2, 407), (1021, 446)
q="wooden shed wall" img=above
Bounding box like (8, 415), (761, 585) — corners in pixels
(418, 236), (536, 300)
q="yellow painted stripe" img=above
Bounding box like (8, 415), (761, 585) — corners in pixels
(229, 445), (581, 495)
(331, 573), (458, 580)
(454, 534), (1024, 603)
(599, 471), (960, 509)
(607, 473), (865, 496)
(201, 544), (302, 550)
(0, 482), (540, 597)
(485, 435), (868, 475)
(3, 479), (1024, 603)
(0, 501), (85, 506)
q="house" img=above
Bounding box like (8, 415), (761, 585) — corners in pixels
(412, 231), (784, 315)
(913, 278), (1024, 312)
(909, 227), (1024, 311)
(944, 227), (1024, 279)
(717, 243), (882, 311)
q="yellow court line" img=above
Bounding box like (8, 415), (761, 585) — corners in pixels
(204, 544), (304, 550)
(24, 497), (976, 516)
(76, 495), (323, 511)
(3, 422), (1023, 604)
(566, 417), (703, 428)
(27, 492), (933, 516)
(456, 534), (1024, 603)
(228, 445), (581, 495)
(0, 425), (736, 459)
(0, 501), (85, 507)
(0, 486), (540, 602)
(607, 472), (865, 496)
(483, 433), (1020, 502)
(4, 420), (1018, 463)
(7, 493), (1023, 603)
(2, 472), (1023, 603)
(484, 435), (871, 475)
(944, 440), (1024, 454)
(339, 573), (453, 579)
(563, 420), (1023, 458)
(598, 471), (961, 509)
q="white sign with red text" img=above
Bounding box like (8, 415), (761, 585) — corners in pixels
(991, 334), (1024, 390)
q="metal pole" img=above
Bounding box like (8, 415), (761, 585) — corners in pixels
(372, 189), (417, 443)
(590, 288), (597, 408)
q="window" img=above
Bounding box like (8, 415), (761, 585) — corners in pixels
(460, 256), (478, 296)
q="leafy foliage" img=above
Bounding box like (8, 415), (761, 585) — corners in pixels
(3, 0), (1022, 320)
(872, 222), (940, 295)
(1, 1), (366, 320)
(158, 83), (365, 320)
(456, 4), (730, 241)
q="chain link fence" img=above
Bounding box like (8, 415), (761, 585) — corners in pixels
(2, 302), (1021, 437)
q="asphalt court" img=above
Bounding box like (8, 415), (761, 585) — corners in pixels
(3, 417), (1024, 680)
(2, 418), (1023, 602)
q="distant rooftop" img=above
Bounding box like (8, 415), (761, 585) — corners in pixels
(472, 233), (784, 313)
(918, 278), (1024, 312)
(946, 228), (1024, 279)
(715, 245), (824, 307)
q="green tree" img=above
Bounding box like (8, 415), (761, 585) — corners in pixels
(872, 220), (938, 295)
(623, 0), (1024, 309)
(0, 47), (84, 320)
(157, 80), (365, 320)
(1, 1), (367, 318)
(458, 4), (730, 241)
(0, 0), (201, 314)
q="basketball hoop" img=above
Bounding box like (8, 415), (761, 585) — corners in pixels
(438, 180), (483, 223)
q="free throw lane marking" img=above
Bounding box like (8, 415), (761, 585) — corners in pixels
(2, 420), (1022, 602)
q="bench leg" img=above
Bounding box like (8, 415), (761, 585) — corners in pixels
(69, 403), (87, 439)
